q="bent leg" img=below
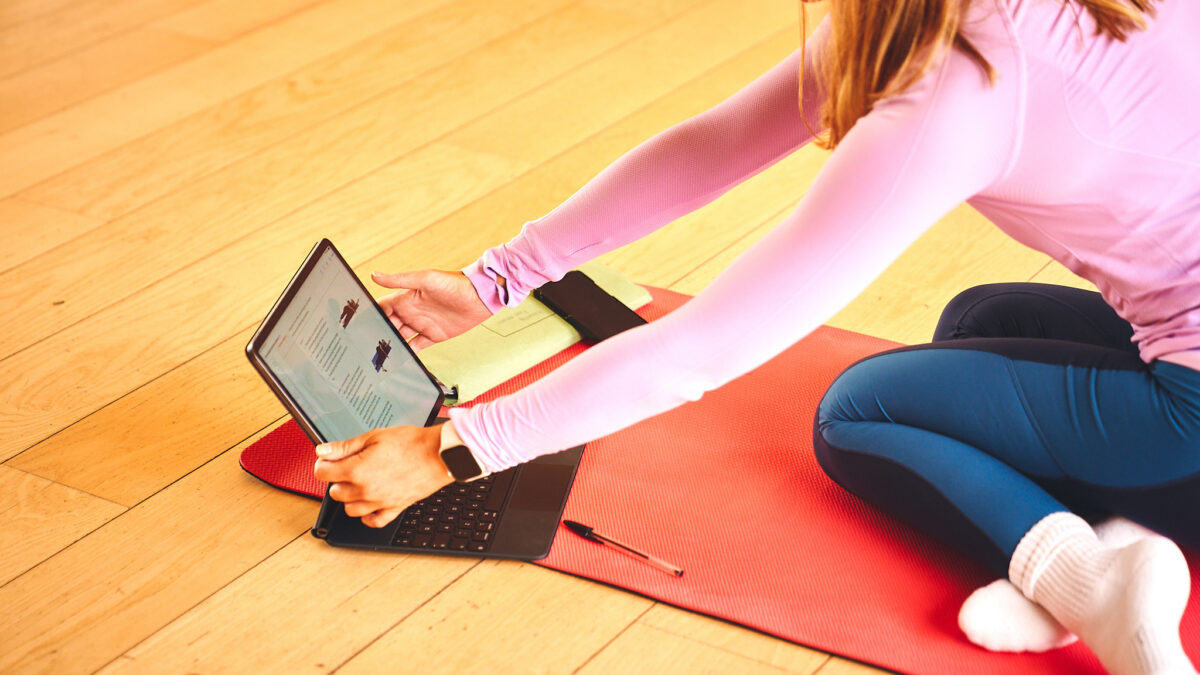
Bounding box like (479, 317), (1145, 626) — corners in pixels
(813, 339), (1200, 572)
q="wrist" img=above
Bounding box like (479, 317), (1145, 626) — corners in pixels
(438, 421), (489, 483)
(461, 258), (511, 313)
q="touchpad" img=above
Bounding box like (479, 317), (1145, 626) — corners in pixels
(507, 463), (574, 512)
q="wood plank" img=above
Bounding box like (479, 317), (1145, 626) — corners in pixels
(7, 327), (279, 506)
(447, 0), (796, 164)
(639, 604), (830, 674)
(0, 0), (451, 199)
(336, 559), (653, 673)
(151, 0), (323, 42)
(1028, 260), (1096, 290)
(0, 0), (771, 463)
(578, 622), (795, 674)
(20, 0), (576, 221)
(0, 0), (88, 31)
(0, 428), (315, 673)
(0, 466), (124, 586)
(0, 27), (215, 136)
(814, 657), (892, 675)
(0, 141), (530, 468)
(0, 0), (210, 80)
(0, 198), (104, 273)
(99, 536), (477, 673)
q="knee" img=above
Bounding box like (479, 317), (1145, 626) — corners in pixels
(933, 284), (1016, 341)
(813, 356), (886, 478)
(815, 355), (888, 430)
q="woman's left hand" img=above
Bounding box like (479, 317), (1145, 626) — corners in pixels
(313, 425), (451, 528)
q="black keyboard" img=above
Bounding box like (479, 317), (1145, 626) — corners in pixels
(392, 469), (514, 552)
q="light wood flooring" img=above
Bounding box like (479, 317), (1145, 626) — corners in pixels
(0, 0), (1089, 672)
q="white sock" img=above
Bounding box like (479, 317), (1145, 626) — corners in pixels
(959, 578), (1078, 652)
(1009, 512), (1195, 675)
(958, 516), (1157, 653)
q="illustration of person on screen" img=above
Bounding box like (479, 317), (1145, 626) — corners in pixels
(339, 298), (359, 328)
(371, 338), (391, 372)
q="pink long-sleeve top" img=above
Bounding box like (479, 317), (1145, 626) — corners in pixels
(449, 0), (1200, 473)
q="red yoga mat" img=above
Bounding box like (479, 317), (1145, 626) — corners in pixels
(241, 287), (1200, 674)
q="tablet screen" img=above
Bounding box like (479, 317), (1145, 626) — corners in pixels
(253, 245), (442, 442)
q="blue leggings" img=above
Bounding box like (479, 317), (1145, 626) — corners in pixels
(814, 283), (1200, 575)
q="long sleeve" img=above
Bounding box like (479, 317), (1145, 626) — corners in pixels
(465, 20), (831, 312)
(451, 22), (1022, 473)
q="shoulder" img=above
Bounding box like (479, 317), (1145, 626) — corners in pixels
(859, 0), (1024, 182)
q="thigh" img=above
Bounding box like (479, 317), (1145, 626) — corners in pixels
(933, 283), (1137, 353)
(819, 338), (1200, 490)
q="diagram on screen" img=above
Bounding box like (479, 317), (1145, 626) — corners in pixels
(339, 298), (359, 328)
(372, 338), (391, 372)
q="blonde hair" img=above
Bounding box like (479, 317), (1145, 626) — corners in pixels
(802, 0), (1158, 148)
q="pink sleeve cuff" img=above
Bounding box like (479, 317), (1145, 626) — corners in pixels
(462, 259), (509, 315)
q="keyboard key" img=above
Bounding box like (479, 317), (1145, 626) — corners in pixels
(432, 533), (451, 549)
(451, 539), (469, 551)
(413, 534), (433, 548)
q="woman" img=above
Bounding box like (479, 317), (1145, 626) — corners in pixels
(314, 1), (1199, 672)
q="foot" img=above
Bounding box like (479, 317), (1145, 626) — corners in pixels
(958, 517), (1158, 653)
(959, 579), (1077, 652)
(1013, 513), (1196, 675)
(1063, 536), (1195, 675)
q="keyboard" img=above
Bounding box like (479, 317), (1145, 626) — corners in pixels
(392, 470), (514, 552)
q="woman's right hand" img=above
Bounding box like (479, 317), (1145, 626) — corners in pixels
(372, 269), (492, 350)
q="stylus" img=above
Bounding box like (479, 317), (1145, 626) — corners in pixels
(563, 520), (684, 577)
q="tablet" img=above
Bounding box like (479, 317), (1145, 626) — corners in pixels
(245, 239), (444, 446)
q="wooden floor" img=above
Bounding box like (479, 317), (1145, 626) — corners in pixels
(0, 0), (1090, 672)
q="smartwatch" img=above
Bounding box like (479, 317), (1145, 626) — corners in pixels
(439, 422), (489, 483)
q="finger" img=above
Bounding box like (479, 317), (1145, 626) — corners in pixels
(314, 450), (364, 483)
(327, 481), (363, 503)
(315, 433), (369, 461)
(397, 323), (420, 342)
(362, 508), (405, 529)
(371, 270), (422, 289)
(409, 334), (435, 351)
(343, 500), (379, 519)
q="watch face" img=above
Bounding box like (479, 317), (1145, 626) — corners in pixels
(442, 445), (483, 482)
